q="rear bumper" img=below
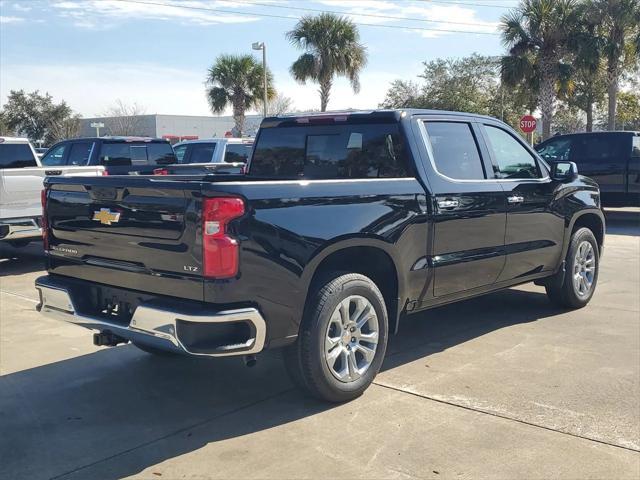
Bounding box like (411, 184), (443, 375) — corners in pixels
(35, 275), (266, 357)
(0, 217), (41, 242)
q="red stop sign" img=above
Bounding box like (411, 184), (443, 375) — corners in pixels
(519, 115), (537, 133)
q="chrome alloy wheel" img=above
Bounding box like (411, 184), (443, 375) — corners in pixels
(573, 240), (596, 297)
(324, 295), (379, 383)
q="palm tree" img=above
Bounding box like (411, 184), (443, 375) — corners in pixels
(588, 0), (640, 130)
(500, 0), (579, 140)
(206, 54), (274, 136)
(287, 13), (367, 112)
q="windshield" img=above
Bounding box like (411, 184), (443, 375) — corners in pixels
(99, 142), (176, 166)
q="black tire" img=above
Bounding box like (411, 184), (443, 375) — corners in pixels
(284, 273), (389, 403)
(545, 227), (599, 309)
(133, 341), (179, 357)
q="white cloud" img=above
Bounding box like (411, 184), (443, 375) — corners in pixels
(315, 0), (498, 37)
(11, 2), (32, 12)
(51, 0), (260, 29)
(0, 15), (24, 23)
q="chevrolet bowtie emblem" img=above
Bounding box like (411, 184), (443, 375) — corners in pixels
(93, 208), (121, 225)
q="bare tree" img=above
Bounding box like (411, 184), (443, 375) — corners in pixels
(102, 99), (147, 136)
(48, 115), (81, 143)
(267, 94), (295, 116)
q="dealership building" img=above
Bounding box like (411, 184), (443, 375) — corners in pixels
(79, 114), (263, 142)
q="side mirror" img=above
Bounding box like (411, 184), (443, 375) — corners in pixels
(551, 161), (578, 182)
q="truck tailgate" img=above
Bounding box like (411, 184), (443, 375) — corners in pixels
(46, 177), (204, 301)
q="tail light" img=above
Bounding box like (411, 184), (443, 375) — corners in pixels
(41, 189), (49, 251)
(101, 169), (110, 176)
(239, 164), (247, 174)
(202, 197), (245, 278)
(153, 168), (169, 175)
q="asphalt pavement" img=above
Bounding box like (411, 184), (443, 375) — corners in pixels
(1, 209), (638, 479)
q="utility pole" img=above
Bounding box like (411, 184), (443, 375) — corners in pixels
(252, 42), (267, 119)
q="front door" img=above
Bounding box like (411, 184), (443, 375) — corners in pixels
(418, 119), (507, 297)
(479, 123), (564, 281)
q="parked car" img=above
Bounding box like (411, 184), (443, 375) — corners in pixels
(535, 131), (640, 207)
(36, 110), (604, 402)
(0, 137), (102, 247)
(41, 137), (176, 176)
(159, 138), (252, 175)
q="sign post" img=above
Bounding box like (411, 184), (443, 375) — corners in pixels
(90, 122), (105, 137)
(519, 115), (537, 145)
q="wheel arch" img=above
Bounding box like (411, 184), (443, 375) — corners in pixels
(566, 209), (605, 257)
(301, 238), (404, 335)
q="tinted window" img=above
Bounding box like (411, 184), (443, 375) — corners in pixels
(0, 143), (38, 169)
(41, 144), (67, 166)
(571, 135), (624, 163)
(536, 138), (572, 162)
(250, 123), (410, 178)
(631, 136), (640, 158)
(99, 142), (175, 166)
(484, 125), (540, 179)
(174, 144), (187, 162)
(224, 143), (252, 163)
(147, 143), (176, 165)
(424, 122), (485, 180)
(67, 142), (93, 166)
(188, 144), (215, 164)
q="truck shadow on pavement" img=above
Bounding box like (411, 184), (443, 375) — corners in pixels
(0, 243), (45, 276)
(1, 288), (568, 480)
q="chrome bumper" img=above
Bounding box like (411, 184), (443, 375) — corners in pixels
(0, 217), (41, 241)
(35, 278), (266, 357)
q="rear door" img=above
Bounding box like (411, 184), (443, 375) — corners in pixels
(0, 141), (44, 220)
(417, 118), (506, 297)
(480, 122), (564, 281)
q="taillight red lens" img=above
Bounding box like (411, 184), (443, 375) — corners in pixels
(153, 168), (169, 175)
(41, 189), (49, 251)
(101, 169), (109, 176)
(202, 197), (245, 278)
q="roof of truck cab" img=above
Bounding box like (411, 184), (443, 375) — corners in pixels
(0, 136), (31, 144)
(58, 136), (171, 142)
(263, 109), (500, 125)
(173, 138), (254, 147)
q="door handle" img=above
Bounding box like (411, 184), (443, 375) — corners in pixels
(507, 195), (524, 204)
(437, 199), (459, 209)
(45, 170), (62, 176)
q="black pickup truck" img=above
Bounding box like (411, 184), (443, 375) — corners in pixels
(36, 110), (605, 402)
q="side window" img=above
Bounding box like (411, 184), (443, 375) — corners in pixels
(67, 142), (93, 166)
(0, 144), (38, 168)
(484, 125), (540, 179)
(41, 144), (67, 166)
(536, 138), (572, 162)
(631, 136), (640, 158)
(189, 144), (215, 164)
(571, 135), (623, 164)
(423, 122), (485, 180)
(174, 145), (187, 163)
(224, 144), (252, 163)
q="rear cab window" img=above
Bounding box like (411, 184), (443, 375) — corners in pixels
(224, 143), (252, 163)
(250, 122), (411, 178)
(99, 141), (176, 166)
(0, 142), (38, 169)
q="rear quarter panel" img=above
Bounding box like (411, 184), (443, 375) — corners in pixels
(202, 178), (429, 343)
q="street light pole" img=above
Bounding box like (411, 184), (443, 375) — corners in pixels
(252, 41), (268, 119)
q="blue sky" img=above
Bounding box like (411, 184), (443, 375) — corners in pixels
(1, 0), (519, 117)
